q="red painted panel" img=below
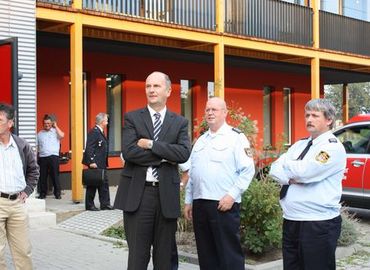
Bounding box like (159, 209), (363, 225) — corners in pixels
(0, 44), (12, 104)
(37, 46), (314, 171)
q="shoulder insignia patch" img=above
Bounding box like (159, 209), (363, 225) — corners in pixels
(232, 127), (242, 134)
(244, 148), (253, 158)
(329, 138), (337, 143)
(315, 151), (330, 164)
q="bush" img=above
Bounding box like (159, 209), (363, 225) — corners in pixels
(338, 208), (359, 246)
(240, 178), (282, 254)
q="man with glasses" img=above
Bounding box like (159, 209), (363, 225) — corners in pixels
(184, 97), (255, 270)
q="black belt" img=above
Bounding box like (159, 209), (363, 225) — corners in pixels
(0, 192), (19, 200)
(145, 181), (159, 187)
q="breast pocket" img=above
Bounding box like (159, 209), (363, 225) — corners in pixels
(210, 144), (229, 163)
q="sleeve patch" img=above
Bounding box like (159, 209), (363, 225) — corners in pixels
(329, 138), (337, 143)
(244, 148), (253, 157)
(315, 151), (330, 163)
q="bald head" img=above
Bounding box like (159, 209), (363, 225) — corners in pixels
(205, 97), (228, 132)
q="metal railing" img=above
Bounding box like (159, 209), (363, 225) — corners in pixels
(320, 11), (370, 56)
(38, 0), (72, 5)
(82, 0), (216, 30)
(224, 0), (312, 46)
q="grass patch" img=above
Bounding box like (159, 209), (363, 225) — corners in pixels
(102, 225), (125, 240)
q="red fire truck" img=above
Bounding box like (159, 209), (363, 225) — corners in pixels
(334, 114), (370, 209)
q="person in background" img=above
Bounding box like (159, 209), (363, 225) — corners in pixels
(37, 114), (64, 199)
(269, 98), (346, 270)
(0, 103), (39, 270)
(184, 97), (255, 270)
(82, 113), (113, 211)
(114, 71), (191, 270)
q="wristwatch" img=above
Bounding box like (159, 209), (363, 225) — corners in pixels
(148, 140), (153, 149)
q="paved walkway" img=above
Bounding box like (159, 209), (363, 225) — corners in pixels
(5, 187), (199, 269)
(4, 188), (370, 269)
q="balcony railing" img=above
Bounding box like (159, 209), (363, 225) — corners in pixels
(38, 0), (72, 5)
(82, 0), (216, 30)
(224, 0), (312, 46)
(320, 11), (370, 57)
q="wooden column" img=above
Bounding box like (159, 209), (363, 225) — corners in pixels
(311, 0), (320, 49)
(70, 18), (84, 203)
(214, 0), (225, 98)
(311, 57), (320, 99)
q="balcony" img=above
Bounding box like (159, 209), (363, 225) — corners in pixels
(82, 0), (216, 30)
(225, 0), (312, 46)
(37, 0), (370, 57)
(320, 11), (370, 57)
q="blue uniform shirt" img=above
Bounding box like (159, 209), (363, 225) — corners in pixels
(185, 123), (255, 204)
(270, 130), (346, 221)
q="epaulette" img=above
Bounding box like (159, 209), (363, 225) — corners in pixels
(232, 127), (242, 134)
(300, 137), (309, 140)
(329, 138), (337, 143)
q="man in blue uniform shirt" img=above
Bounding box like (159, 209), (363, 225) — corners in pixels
(184, 97), (255, 270)
(270, 98), (346, 270)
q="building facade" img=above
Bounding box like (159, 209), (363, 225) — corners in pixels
(2, 0), (370, 201)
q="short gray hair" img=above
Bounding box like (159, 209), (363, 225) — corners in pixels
(305, 98), (336, 129)
(95, 112), (108, 124)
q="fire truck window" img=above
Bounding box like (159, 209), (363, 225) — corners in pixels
(336, 126), (370, 154)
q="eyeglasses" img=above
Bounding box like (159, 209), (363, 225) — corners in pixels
(205, 108), (222, 114)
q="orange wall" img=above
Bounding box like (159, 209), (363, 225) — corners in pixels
(37, 46), (313, 171)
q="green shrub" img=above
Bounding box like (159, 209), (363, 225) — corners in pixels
(338, 208), (359, 246)
(102, 225), (125, 240)
(240, 178), (282, 254)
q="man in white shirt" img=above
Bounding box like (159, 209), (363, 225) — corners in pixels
(0, 103), (39, 269)
(270, 98), (346, 270)
(37, 114), (64, 199)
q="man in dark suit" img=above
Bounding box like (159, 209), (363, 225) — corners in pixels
(114, 71), (191, 270)
(82, 113), (113, 211)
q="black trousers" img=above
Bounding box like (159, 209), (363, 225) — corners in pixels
(85, 172), (110, 209)
(283, 215), (342, 270)
(192, 199), (245, 270)
(124, 186), (177, 270)
(38, 155), (61, 197)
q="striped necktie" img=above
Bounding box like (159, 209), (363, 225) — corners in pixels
(279, 140), (313, 199)
(152, 112), (162, 179)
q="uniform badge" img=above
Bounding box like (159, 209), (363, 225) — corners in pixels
(244, 148), (253, 157)
(315, 151), (330, 163)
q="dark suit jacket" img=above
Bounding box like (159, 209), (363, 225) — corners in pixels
(82, 126), (108, 169)
(114, 107), (191, 218)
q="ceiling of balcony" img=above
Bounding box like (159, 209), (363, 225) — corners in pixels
(36, 20), (370, 84)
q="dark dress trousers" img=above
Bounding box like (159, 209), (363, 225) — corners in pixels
(114, 107), (191, 270)
(82, 126), (110, 209)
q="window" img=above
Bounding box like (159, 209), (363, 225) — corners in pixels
(106, 74), (122, 154)
(281, 0), (306, 5)
(343, 0), (368, 21)
(321, 0), (339, 13)
(335, 125), (370, 154)
(283, 88), (292, 145)
(207, 82), (215, 98)
(180, 80), (193, 141)
(263, 86), (272, 147)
